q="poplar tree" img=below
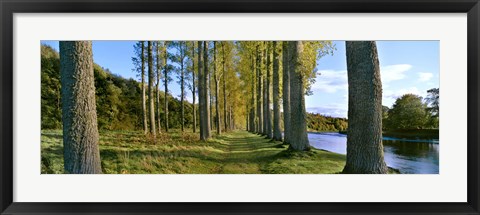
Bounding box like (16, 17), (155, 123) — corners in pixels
(272, 41), (282, 141)
(282, 41), (291, 144)
(147, 41), (156, 137)
(60, 41), (102, 174)
(288, 41), (310, 151)
(343, 41), (387, 174)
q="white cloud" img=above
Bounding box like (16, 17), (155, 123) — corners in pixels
(311, 69), (348, 93)
(384, 87), (422, 100)
(382, 87), (429, 108)
(418, 72), (434, 82)
(307, 103), (348, 118)
(183, 95), (194, 104)
(312, 64), (413, 94)
(381, 64), (412, 83)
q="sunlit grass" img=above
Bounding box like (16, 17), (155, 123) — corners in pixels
(41, 129), (348, 174)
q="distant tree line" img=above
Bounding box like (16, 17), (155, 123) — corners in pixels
(306, 113), (348, 132)
(383, 88), (439, 130)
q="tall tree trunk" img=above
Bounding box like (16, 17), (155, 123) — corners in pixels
(147, 41), (156, 138)
(282, 41), (291, 145)
(272, 41), (282, 141)
(203, 41), (211, 139)
(213, 42), (221, 135)
(230, 105), (234, 130)
(263, 45), (267, 136)
(198, 41), (207, 140)
(209, 62), (213, 131)
(221, 42), (228, 132)
(246, 103), (249, 131)
(256, 44), (263, 135)
(265, 42), (273, 139)
(249, 54), (256, 133)
(141, 41), (148, 135)
(343, 41), (388, 174)
(192, 42), (197, 133)
(164, 42), (169, 132)
(288, 41), (310, 151)
(60, 41), (102, 174)
(180, 43), (185, 132)
(155, 42), (162, 134)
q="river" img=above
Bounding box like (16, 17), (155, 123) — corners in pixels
(308, 132), (439, 174)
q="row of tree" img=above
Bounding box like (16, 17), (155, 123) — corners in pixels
(238, 41), (387, 173)
(43, 44), (349, 133)
(52, 40), (436, 174)
(237, 41), (334, 151)
(131, 41), (241, 141)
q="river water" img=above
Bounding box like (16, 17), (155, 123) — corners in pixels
(308, 132), (439, 174)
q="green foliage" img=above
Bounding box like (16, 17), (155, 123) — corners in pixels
(94, 65), (139, 130)
(41, 45), (62, 129)
(41, 45), (197, 131)
(382, 105), (390, 130)
(425, 88), (439, 117)
(307, 113), (348, 132)
(425, 88), (439, 128)
(384, 94), (429, 130)
(300, 41), (335, 95)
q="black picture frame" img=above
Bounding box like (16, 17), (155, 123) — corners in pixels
(1, 0), (479, 214)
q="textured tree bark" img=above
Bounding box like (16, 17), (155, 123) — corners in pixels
(197, 41), (207, 140)
(164, 42), (169, 132)
(213, 42), (221, 135)
(282, 42), (291, 145)
(147, 41), (156, 138)
(141, 41), (148, 135)
(265, 42), (273, 139)
(343, 41), (388, 174)
(256, 44), (263, 135)
(60, 41), (102, 174)
(155, 42), (162, 134)
(192, 42), (197, 133)
(288, 41), (310, 151)
(203, 41), (211, 139)
(272, 41), (283, 141)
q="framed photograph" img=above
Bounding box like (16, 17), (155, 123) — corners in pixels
(1, 0), (479, 214)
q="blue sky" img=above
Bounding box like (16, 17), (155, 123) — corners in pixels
(42, 40), (439, 118)
(307, 41), (439, 118)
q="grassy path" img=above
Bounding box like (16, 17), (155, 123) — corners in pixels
(41, 129), (347, 174)
(214, 131), (281, 173)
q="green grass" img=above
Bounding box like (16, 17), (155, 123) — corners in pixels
(41, 129), (348, 174)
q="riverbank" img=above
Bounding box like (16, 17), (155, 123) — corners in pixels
(337, 129), (439, 140)
(383, 129), (439, 140)
(42, 130), (349, 174)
